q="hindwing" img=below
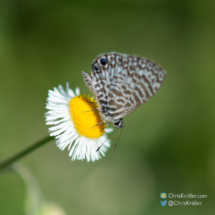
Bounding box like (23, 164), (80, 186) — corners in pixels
(83, 52), (166, 121)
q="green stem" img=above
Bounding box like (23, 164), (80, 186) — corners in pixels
(0, 136), (54, 171)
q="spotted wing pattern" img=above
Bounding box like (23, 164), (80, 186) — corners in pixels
(82, 52), (166, 122)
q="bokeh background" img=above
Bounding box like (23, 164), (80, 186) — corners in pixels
(0, 0), (215, 214)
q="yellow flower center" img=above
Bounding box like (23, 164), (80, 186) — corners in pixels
(69, 95), (105, 138)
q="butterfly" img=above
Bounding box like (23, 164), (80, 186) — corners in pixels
(82, 52), (166, 148)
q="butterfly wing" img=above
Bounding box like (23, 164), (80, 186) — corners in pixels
(84, 53), (166, 122)
(114, 56), (166, 119)
(102, 53), (166, 119)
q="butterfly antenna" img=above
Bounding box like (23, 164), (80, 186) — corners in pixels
(113, 128), (123, 150)
(96, 128), (117, 152)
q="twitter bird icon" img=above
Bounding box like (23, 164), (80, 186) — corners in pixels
(160, 200), (167, 207)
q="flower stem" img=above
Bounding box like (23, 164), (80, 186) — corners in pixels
(0, 136), (54, 171)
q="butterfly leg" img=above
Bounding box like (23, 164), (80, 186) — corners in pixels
(86, 101), (97, 103)
(96, 127), (117, 152)
(113, 128), (124, 150)
(90, 122), (107, 130)
(82, 109), (99, 113)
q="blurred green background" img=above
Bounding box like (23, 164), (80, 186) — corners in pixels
(0, 0), (215, 214)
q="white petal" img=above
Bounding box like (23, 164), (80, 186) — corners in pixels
(105, 127), (114, 133)
(75, 87), (80, 96)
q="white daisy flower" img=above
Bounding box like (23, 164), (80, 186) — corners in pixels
(45, 83), (113, 162)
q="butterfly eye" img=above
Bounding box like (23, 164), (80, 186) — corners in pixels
(100, 58), (107, 66)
